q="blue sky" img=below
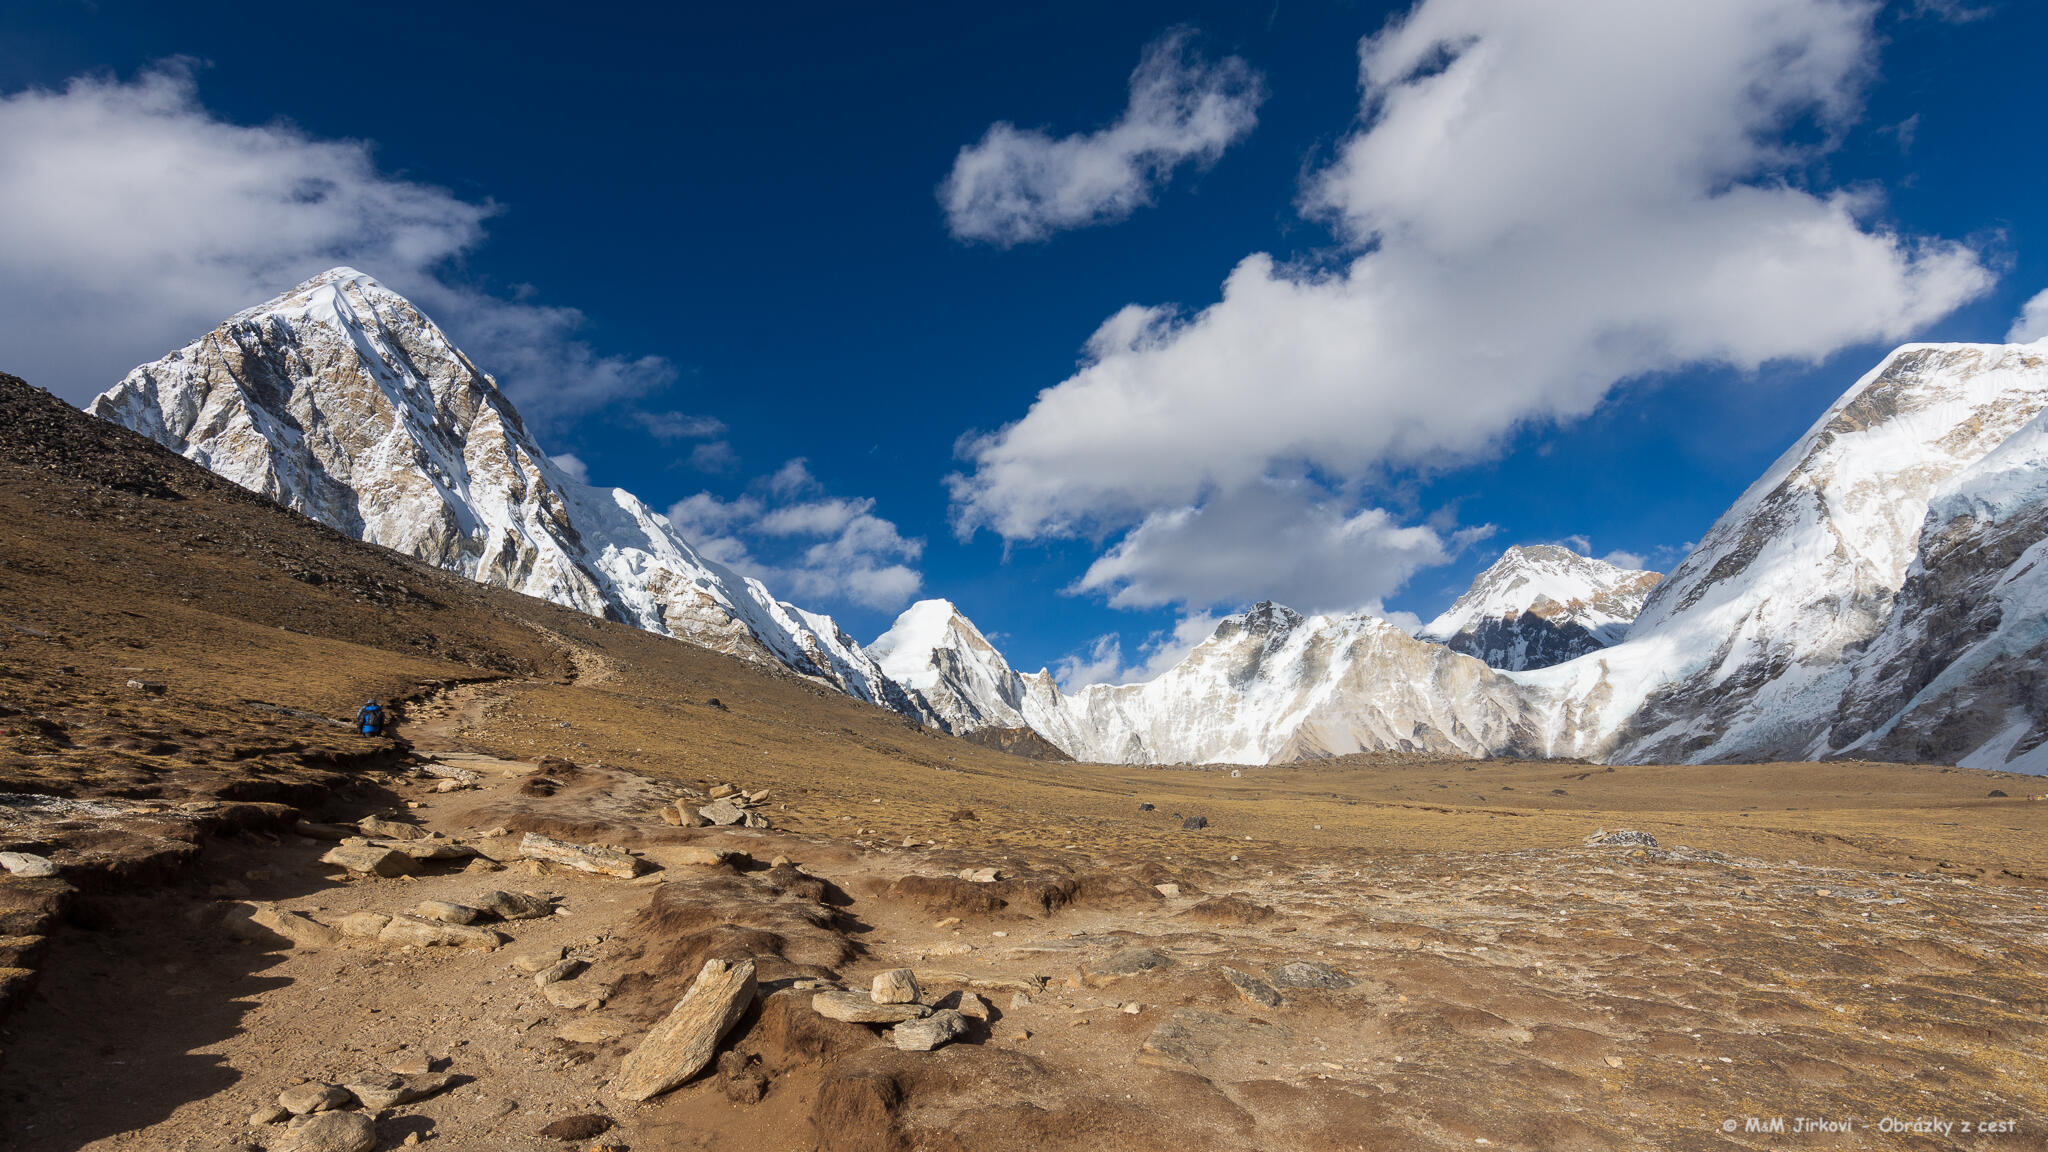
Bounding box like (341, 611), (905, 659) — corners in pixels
(2, 0), (2044, 684)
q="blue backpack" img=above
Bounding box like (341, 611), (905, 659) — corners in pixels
(358, 702), (384, 735)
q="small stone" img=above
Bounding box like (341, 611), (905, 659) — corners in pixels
(1181, 816), (1207, 831)
(890, 1009), (968, 1051)
(1154, 883), (1180, 898)
(812, 991), (931, 1024)
(658, 806), (684, 826)
(698, 798), (746, 826)
(358, 816), (430, 841)
(745, 789), (771, 804)
(1123, 1002), (1142, 1014)
(250, 1105), (289, 1126)
(1009, 993), (1033, 1011)
(279, 1109), (376, 1152)
(959, 868), (1000, 883)
(126, 679), (167, 694)
(388, 1055), (431, 1077)
(871, 968), (921, 1004)
(464, 857), (506, 874)
(318, 844), (419, 878)
(276, 1080), (350, 1115)
(740, 811), (771, 829)
(934, 917), (961, 930)
(610, 957), (758, 1101)
(535, 958), (588, 986)
(518, 833), (645, 878)
(0, 852), (59, 878)
(434, 779), (466, 793)
(410, 900), (484, 925)
(708, 784), (738, 799)
(1604, 1055), (1625, 1068)
(953, 991), (991, 1020)
(474, 889), (554, 920)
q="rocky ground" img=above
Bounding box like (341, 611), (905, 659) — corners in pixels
(4, 372), (2047, 1149)
(3, 673), (2045, 1151)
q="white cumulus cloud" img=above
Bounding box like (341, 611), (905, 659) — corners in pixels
(665, 462), (924, 612)
(941, 29), (1264, 245)
(2009, 287), (2048, 343)
(1071, 478), (1488, 615)
(952, 0), (1991, 613)
(1053, 611), (1225, 690)
(0, 61), (671, 422)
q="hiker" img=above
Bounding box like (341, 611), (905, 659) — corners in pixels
(356, 699), (385, 737)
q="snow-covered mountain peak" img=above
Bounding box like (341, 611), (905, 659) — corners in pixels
(1419, 544), (1660, 671)
(91, 269), (923, 718)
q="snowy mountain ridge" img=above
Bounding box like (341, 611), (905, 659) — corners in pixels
(91, 268), (928, 717)
(87, 270), (2048, 773)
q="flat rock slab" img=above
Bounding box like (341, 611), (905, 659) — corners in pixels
(358, 816), (430, 841)
(1220, 965), (1282, 1007)
(226, 903), (340, 949)
(344, 1071), (454, 1110)
(519, 832), (644, 878)
(374, 839), (472, 861)
(278, 1109), (376, 1152)
(475, 889), (554, 920)
(698, 798), (746, 826)
(891, 1008), (969, 1051)
(277, 1081), (351, 1115)
(1082, 947), (1173, 985)
(812, 990), (931, 1024)
(1138, 1008), (1291, 1071)
(377, 914), (503, 950)
(1269, 961), (1355, 990)
(611, 957), (757, 1101)
(318, 844), (419, 878)
(410, 900), (483, 925)
(543, 980), (610, 1010)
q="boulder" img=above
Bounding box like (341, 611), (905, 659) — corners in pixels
(518, 833), (644, 878)
(278, 1109), (376, 1152)
(376, 915), (503, 950)
(513, 946), (567, 973)
(474, 889), (554, 920)
(812, 991), (931, 1024)
(871, 968), (921, 1004)
(890, 1009), (968, 1052)
(610, 957), (758, 1101)
(1181, 816), (1208, 831)
(318, 844), (419, 878)
(951, 991), (992, 1020)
